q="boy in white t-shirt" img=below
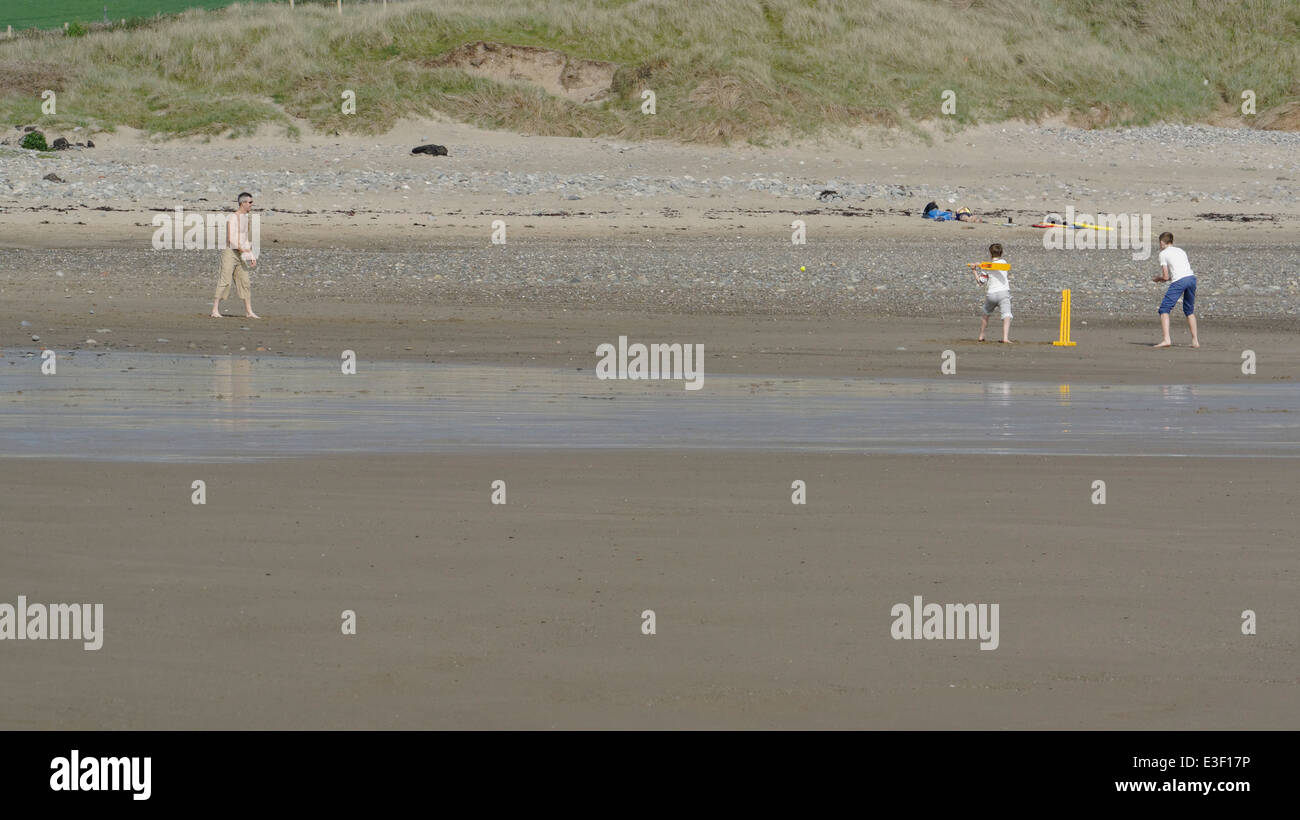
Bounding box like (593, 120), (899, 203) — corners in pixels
(1153, 231), (1198, 348)
(974, 243), (1012, 343)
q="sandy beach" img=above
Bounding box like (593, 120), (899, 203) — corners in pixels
(3, 452), (1295, 730)
(2, 118), (1298, 250)
(2, 116), (1297, 730)
(3, 117), (1296, 374)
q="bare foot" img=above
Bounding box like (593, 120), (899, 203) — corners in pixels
(210, 312), (223, 318)
(977, 336), (985, 342)
(1000, 339), (1014, 344)
(1153, 340), (1172, 348)
(1191, 341), (1200, 348)
(246, 312), (261, 319)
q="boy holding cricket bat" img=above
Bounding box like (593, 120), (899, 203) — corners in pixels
(1152, 232), (1198, 348)
(971, 243), (1012, 343)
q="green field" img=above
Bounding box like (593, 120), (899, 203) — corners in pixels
(3, 1), (279, 31)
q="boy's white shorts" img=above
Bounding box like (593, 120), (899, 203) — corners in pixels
(983, 292), (1012, 319)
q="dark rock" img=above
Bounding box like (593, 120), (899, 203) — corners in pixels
(818, 189), (841, 202)
(411, 144), (449, 156)
(86, 139), (95, 148)
(23, 125), (36, 132)
(43, 173), (66, 183)
(52, 137), (71, 150)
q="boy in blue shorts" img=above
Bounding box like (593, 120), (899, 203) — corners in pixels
(1152, 231), (1199, 348)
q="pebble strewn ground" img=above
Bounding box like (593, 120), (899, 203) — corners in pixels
(2, 123), (1299, 207)
(1036, 123), (1300, 149)
(1, 239), (1295, 320)
(0, 153), (1294, 207)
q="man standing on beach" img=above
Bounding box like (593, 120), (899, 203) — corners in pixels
(1153, 231), (1197, 348)
(211, 192), (260, 319)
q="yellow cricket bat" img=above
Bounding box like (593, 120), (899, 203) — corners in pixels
(967, 262), (1010, 271)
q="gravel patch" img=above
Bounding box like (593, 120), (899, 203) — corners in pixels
(2, 239), (1294, 320)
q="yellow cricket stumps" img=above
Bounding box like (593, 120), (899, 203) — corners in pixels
(1054, 289), (1077, 346)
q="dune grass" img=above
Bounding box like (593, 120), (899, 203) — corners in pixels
(0, 0), (1297, 143)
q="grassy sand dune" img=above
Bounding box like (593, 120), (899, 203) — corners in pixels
(0, 0), (1298, 141)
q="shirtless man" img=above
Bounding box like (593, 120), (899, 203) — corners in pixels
(211, 192), (260, 319)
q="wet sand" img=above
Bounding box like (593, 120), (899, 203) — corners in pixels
(4, 353), (1299, 460)
(1, 452), (1295, 729)
(4, 299), (1298, 386)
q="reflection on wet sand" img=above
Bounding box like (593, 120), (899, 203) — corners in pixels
(0, 352), (1296, 462)
(212, 356), (253, 435)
